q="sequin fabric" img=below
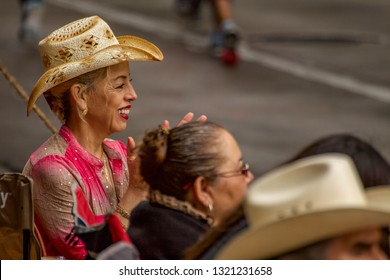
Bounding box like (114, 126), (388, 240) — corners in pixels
(23, 125), (129, 259)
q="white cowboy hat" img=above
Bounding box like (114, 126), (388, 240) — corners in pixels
(366, 186), (390, 211)
(27, 15), (163, 115)
(216, 153), (390, 260)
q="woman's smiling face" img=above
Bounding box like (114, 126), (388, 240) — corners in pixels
(86, 62), (137, 135)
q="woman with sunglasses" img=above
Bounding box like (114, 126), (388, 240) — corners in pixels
(126, 121), (253, 259)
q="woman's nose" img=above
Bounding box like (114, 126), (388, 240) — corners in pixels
(126, 83), (137, 101)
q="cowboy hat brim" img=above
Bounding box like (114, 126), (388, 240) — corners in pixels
(216, 207), (390, 260)
(28, 35), (163, 115)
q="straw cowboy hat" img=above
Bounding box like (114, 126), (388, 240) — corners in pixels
(27, 15), (164, 115)
(217, 153), (390, 260)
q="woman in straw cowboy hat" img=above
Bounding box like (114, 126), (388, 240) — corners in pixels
(217, 154), (390, 260)
(22, 15), (205, 260)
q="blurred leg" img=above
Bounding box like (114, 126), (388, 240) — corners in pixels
(19, 0), (44, 43)
(209, 0), (239, 51)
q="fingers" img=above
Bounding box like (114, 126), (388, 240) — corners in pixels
(161, 119), (170, 130)
(162, 112), (208, 129)
(196, 115), (207, 122)
(176, 112), (194, 127)
(127, 136), (135, 151)
(127, 137), (137, 161)
(176, 112), (207, 127)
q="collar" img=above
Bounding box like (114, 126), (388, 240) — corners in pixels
(149, 190), (213, 225)
(59, 125), (122, 168)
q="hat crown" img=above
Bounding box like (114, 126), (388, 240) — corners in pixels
(39, 16), (119, 70)
(246, 154), (367, 228)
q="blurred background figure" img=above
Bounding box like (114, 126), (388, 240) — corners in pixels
(18, 0), (45, 44)
(174, 0), (240, 66)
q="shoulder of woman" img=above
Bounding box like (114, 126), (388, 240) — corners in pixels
(28, 133), (67, 165)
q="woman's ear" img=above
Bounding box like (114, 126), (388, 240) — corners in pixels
(70, 83), (88, 111)
(192, 176), (213, 209)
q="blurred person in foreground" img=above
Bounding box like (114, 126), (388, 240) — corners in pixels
(277, 133), (390, 256)
(217, 154), (390, 260)
(283, 133), (390, 189)
(22, 15), (205, 259)
(126, 121), (253, 259)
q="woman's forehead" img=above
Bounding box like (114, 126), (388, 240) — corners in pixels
(107, 62), (130, 75)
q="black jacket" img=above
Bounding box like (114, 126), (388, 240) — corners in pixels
(127, 200), (209, 260)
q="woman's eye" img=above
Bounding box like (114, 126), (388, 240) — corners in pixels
(115, 79), (132, 89)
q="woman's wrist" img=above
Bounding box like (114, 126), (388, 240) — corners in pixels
(115, 203), (131, 230)
(115, 203), (130, 219)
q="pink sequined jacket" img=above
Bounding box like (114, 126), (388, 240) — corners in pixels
(23, 125), (129, 259)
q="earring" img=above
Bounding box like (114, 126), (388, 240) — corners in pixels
(207, 203), (213, 215)
(81, 108), (88, 117)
